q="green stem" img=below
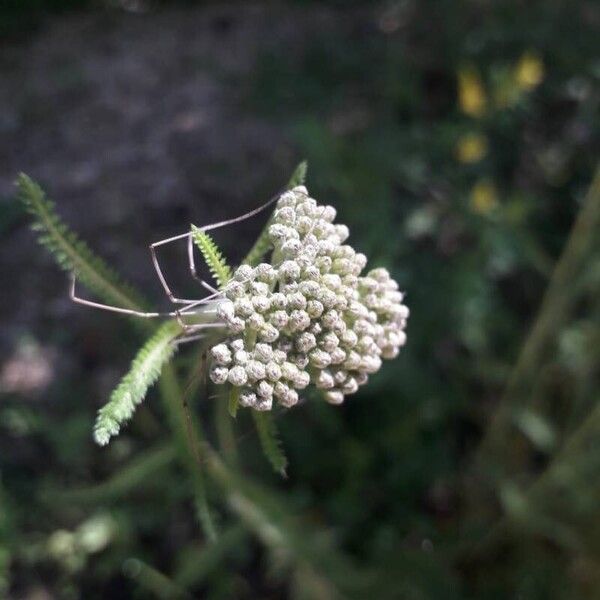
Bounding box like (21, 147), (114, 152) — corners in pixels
(159, 363), (217, 542)
(457, 399), (600, 563)
(216, 390), (239, 466)
(123, 558), (193, 600)
(475, 167), (600, 470)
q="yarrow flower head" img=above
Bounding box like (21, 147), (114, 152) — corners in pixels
(208, 186), (409, 411)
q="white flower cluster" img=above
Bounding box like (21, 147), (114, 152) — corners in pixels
(208, 186), (409, 410)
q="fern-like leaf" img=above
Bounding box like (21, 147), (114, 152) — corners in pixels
(16, 173), (147, 313)
(94, 321), (181, 446)
(191, 226), (232, 289)
(252, 412), (288, 478)
(286, 160), (307, 189)
(243, 160), (308, 267)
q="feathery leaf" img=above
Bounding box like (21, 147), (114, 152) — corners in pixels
(190, 226), (232, 289)
(243, 160), (308, 266)
(16, 173), (147, 313)
(286, 160), (308, 189)
(94, 321), (182, 446)
(252, 412), (288, 477)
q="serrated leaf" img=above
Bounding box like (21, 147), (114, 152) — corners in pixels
(16, 173), (147, 313)
(191, 226), (232, 289)
(243, 160), (308, 266)
(286, 160), (308, 189)
(252, 412), (288, 477)
(94, 321), (181, 446)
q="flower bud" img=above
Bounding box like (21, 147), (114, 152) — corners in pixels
(228, 366), (248, 386)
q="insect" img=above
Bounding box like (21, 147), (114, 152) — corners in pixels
(69, 192), (282, 345)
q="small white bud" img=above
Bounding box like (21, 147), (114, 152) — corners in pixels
(271, 292), (288, 309)
(281, 239), (302, 257)
(259, 323), (279, 343)
(316, 256), (332, 273)
(324, 390), (345, 405)
(228, 366), (248, 386)
(335, 224), (349, 242)
(290, 353), (309, 369)
(265, 362), (282, 381)
(210, 343), (232, 365)
(210, 366), (229, 384)
(309, 349), (331, 369)
(321, 309), (339, 329)
(333, 369), (348, 384)
(255, 395), (273, 411)
(255, 263), (277, 284)
(296, 215), (313, 234)
(279, 388), (299, 408)
(246, 360), (266, 381)
(224, 281), (246, 300)
(216, 300), (235, 321)
(239, 390), (257, 408)
(281, 362), (299, 380)
(228, 317), (246, 334)
(274, 206), (296, 226)
(277, 191), (297, 207)
(269, 310), (289, 328)
(329, 347), (347, 364)
(234, 264), (254, 282)
(320, 332), (339, 352)
(279, 260), (301, 280)
(296, 332), (317, 353)
(273, 349), (287, 364)
(252, 295), (271, 313)
(340, 330), (358, 348)
(234, 297), (254, 318)
(302, 265), (321, 280)
(306, 300), (324, 318)
(287, 292), (307, 310)
(293, 371), (310, 390)
(247, 313), (265, 330)
(234, 350), (249, 365)
(288, 310), (311, 332)
(342, 377), (358, 395)
(257, 380), (274, 399)
(316, 370), (335, 389)
(230, 338), (245, 352)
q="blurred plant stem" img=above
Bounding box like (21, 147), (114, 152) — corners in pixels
(458, 394), (600, 563)
(159, 363), (217, 542)
(158, 356), (348, 598)
(123, 557), (193, 600)
(458, 166), (600, 562)
(475, 166), (600, 474)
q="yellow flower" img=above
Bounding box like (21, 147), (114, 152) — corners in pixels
(470, 180), (498, 214)
(458, 66), (487, 118)
(515, 52), (545, 90)
(456, 133), (488, 163)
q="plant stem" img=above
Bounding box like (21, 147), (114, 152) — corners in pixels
(475, 167), (600, 471)
(159, 363), (217, 542)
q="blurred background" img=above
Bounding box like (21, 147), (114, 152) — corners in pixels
(0, 1), (599, 598)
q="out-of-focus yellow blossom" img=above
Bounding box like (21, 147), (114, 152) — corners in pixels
(515, 52), (545, 90)
(456, 132), (488, 163)
(458, 66), (487, 117)
(470, 180), (499, 214)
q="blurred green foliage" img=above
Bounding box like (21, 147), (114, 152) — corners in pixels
(2, 1), (600, 598)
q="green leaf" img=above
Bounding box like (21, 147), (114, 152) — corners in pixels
(16, 173), (147, 313)
(94, 321), (182, 446)
(243, 160), (308, 266)
(252, 412), (288, 477)
(190, 226), (232, 289)
(286, 160), (308, 189)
